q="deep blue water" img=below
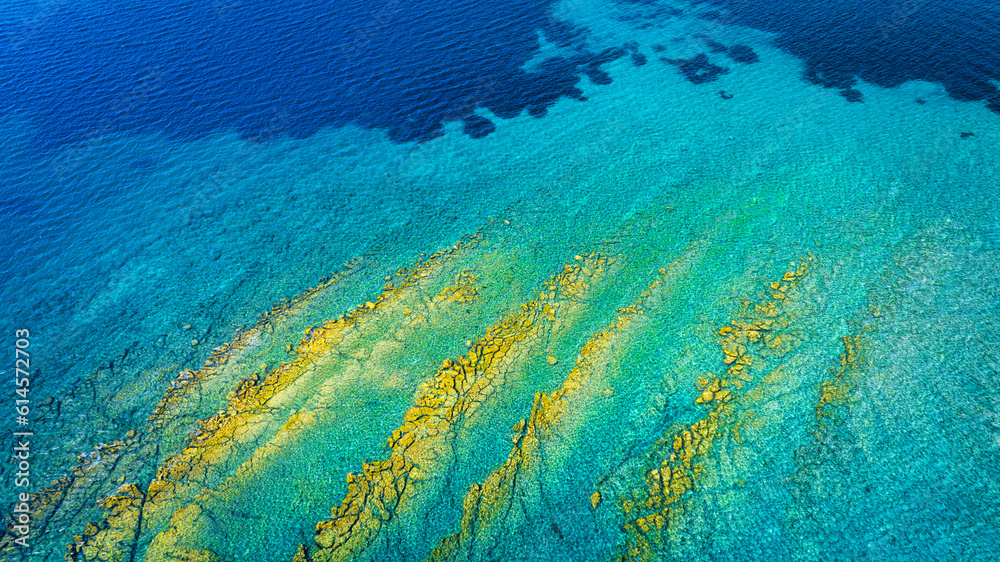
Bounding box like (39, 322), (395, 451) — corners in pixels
(4, 0), (999, 155)
(1, 0), (617, 151)
(695, 0), (1000, 107)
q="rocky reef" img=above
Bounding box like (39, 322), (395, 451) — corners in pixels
(4, 206), (998, 561)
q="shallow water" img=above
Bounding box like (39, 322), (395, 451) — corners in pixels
(1, 0), (998, 560)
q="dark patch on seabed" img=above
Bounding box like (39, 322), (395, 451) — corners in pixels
(694, 0), (1000, 111)
(663, 53), (730, 84)
(1, 0), (628, 151)
(696, 36), (760, 64)
(616, 0), (685, 28)
(661, 36), (761, 86)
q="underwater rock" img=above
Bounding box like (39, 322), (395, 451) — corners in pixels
(304, 254), (618, 561)
(664, 53), (730, 84)
(841, 88), (864, 102)
(726, 44), (759, 63)
(704, 39), (729, 53)
(527, 104), (548, 117)
(462, 115), (496, 139)
(584, 67), (613, 85)
(805, 67), (857, 89)
(696, 35), (759, 63)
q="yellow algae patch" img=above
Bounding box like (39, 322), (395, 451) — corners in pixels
(0, 433), (137, 558)
(612, 255), (814, 561)
(151, 234), (480, 429)
(433, 269), (479, 304)
(815, 335), (863, 423)
(138, 505), (225, 562)
(146, 236), (477, 488)
(141, 410), (324, 556)
(425, 398), (542, 562)
(423, 277), (660, 562)
(291, 544), (309, 562)
(65, 483), (145, 562)
(301, 254), (615, 562)
(150, 256), (364, 428)
(64, 236), (481, 562)
(591, 491), (603, 510)
(786, 333), (868, 555)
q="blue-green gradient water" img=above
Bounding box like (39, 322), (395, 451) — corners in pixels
(1, 0), (998, 560)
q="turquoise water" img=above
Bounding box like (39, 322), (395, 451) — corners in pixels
(1, 0), (999, 560)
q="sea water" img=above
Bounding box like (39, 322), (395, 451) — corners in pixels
(1, 0), (998, 560)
